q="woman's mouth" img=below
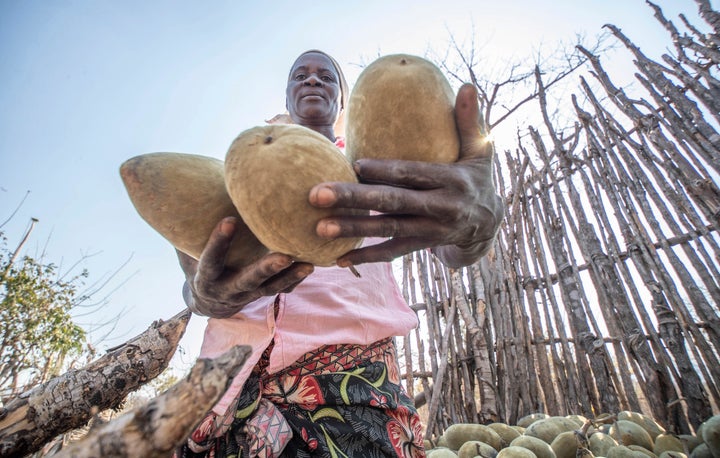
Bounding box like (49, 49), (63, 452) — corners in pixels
(301, 93), (324, 100)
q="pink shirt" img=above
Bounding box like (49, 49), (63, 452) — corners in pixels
(198, 241), (419, 416)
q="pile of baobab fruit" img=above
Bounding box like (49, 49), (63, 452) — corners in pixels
(424, 412), (720, 458)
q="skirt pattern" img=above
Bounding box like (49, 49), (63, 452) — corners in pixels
(175, 337), (425, 458)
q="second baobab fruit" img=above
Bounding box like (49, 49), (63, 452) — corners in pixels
(225, 124), (367, 266)
(345, 53), (460, 163)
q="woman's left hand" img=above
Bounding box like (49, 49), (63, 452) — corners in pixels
(309, 83), (504, 268)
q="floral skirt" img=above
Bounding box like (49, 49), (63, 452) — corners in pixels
(175, 337), (425, 458)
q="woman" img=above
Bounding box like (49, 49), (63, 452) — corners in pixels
(175, 50), (503, 457)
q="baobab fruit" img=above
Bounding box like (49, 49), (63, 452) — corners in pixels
(618, 411), (666, 440)
(677, 435), (703, 454)
(609, 420), (655, 452)
(627, 445), (657, 458)
(497, 446), (539, 458)
(691, 444), (713, 458)
(443, 424), (504, 451)
(488, 423), (522, 447)
(702, 415), (720, 458)
(551, 416), (584, 434)
(427, 449), (459, 458)
(565, 415), (589, 428)
(523, 417), (569, 444)
(120, 152), (268, 270)
(435, 435), (451, 448)
(510, 435), (557, 458)
(345, 53), (460, 163)
(225, 124), (366, 266)
(653, 434), (685, 456)
(517, 414), (551, 429)
(551, 431), (581, 458)
(457, 440), (499, 458)
(608, 445), (653, 458)
(657, 453), (688, 458)
(589, 433), (619, 457)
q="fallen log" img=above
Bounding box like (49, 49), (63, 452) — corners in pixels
(54, 345), (251, 458)
(0, 309), (191, 457)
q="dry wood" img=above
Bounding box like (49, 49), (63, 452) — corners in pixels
(401, 254), (416, 401)
(448, 272), (478, 423)
(402, 2), (719, 433)
(581, 113), (678, 424)
(424, 283), (457, 437)
(0, 310), (191, 458)
(529, 148), (589, 414)
(695, 0), (720, 34)
(54, 345), (251, 458)
(578, 67), (720, 415)
(605, 26), (720, 169)
(536, 66), (624, 416)
(452, 268), (496, 422)
(466, 262), (499, 422)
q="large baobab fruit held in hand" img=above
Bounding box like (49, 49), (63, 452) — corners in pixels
(224, 124), (366, 266)
(120, 152), (268, 269)
(345, 53), (460, 163)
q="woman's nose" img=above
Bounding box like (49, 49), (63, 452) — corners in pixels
(304, 74), (323, 86)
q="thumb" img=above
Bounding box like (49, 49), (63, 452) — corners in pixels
(455, 83), (493, 160)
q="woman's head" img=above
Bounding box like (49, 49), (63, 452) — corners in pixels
(285, 50), (348, 138)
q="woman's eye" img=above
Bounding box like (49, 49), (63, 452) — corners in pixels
(321, 75), (333, 82)
(294, 74), (306, 81)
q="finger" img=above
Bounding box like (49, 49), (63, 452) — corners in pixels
(176, 249), (199, 277)
(196, 217), (238, 282)
(228, 262), (313, 304)
(255, 262), (314, 296)
(352, 159), (452, 189)
(281, 278), (307, 294)
(309, 162), (445, 211)
(232, 253), (312, 292)
(229, 252), (295, 292)
(455, 83), (493, 160)
(316, 214), (448, 240)
(203, 302), (249, 319)
(336, 237), (432, 266)
(309, 182), (455, 217)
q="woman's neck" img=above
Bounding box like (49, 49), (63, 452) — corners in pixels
(300, 122), (335, 142)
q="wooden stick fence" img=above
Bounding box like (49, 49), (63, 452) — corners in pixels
(398, 0), (720, 439)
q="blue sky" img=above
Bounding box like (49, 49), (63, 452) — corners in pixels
(0, 0), (703, 369)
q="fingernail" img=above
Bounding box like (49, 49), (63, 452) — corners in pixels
(272, 258), (292, 270)
(318, 221), (340, 238)
(311, 186), (336, 207)
(220, 218), (235, 236)
(337, 258), (350, 268)
(299, 264), (314, 276)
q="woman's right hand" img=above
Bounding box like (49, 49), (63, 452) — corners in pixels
(177, 216), (314, 318)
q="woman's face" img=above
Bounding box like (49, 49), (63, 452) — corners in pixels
(286, 52), (341, 128)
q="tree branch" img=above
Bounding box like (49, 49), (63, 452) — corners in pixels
(54, 345), (251, 458)
(0, 309), (191, 457)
